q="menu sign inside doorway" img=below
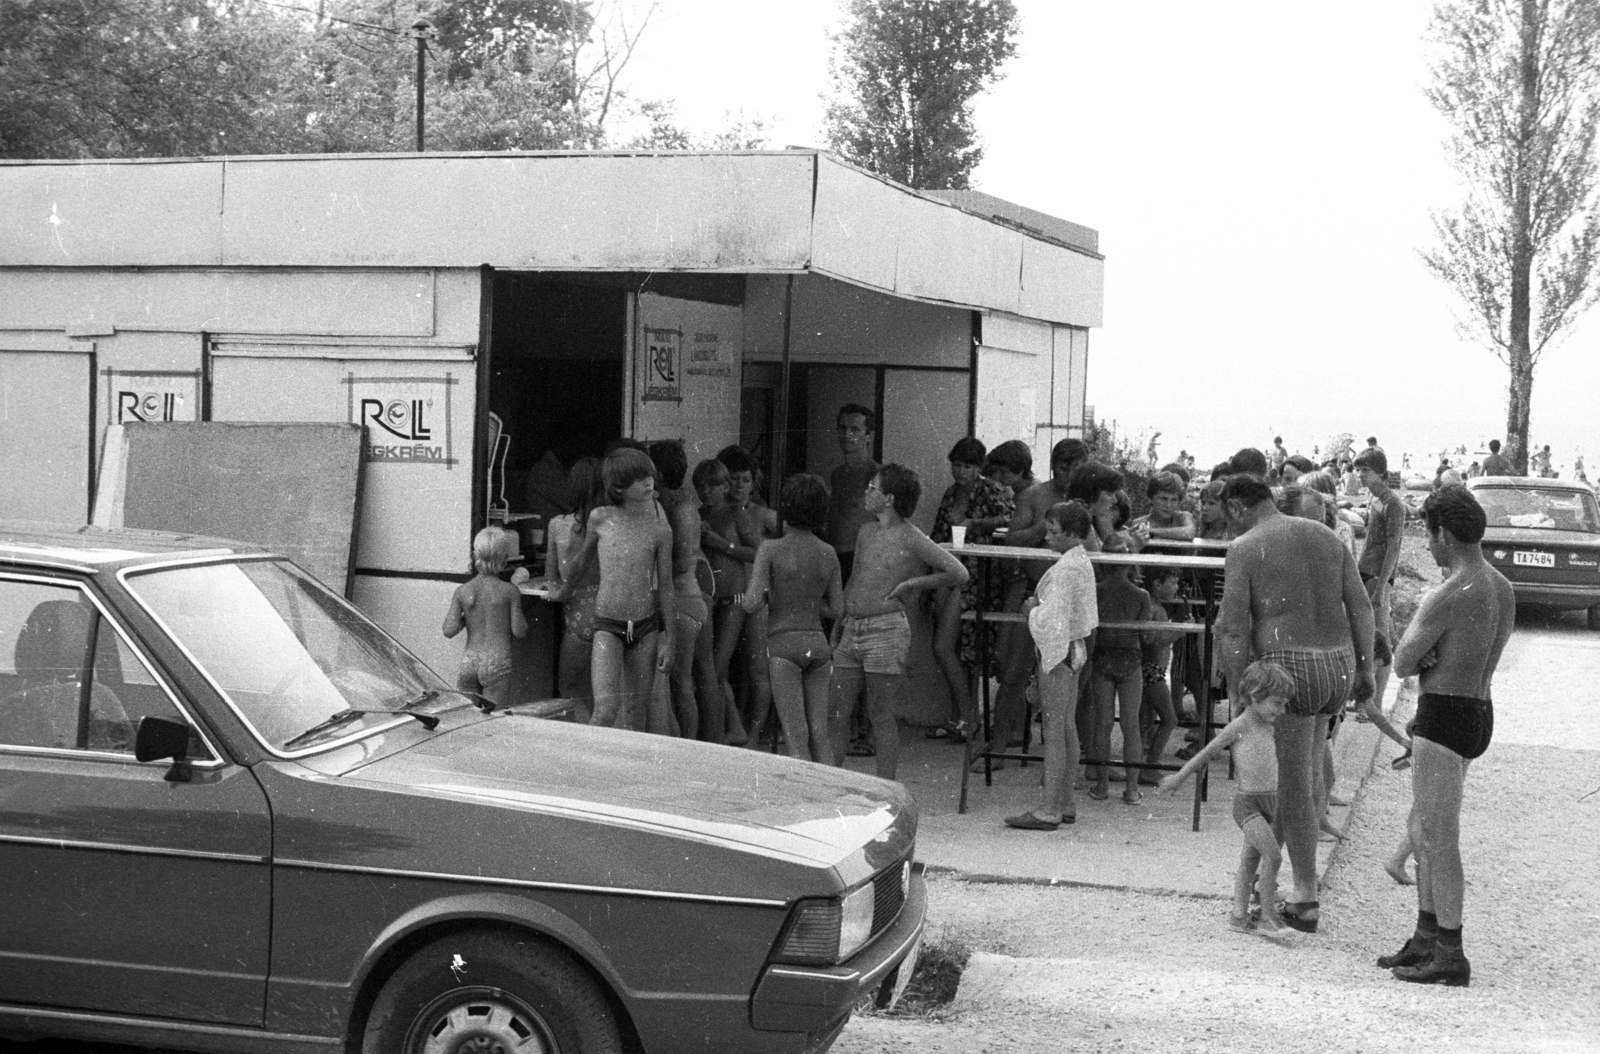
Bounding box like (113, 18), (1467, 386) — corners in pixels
(643, 328), (682, 403)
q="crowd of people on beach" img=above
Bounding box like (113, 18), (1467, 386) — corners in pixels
(444, 415), (1512, 989)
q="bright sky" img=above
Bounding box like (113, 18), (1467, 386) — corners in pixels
(626, 0), (1600, 473)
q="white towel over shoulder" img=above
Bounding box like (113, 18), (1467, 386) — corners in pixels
(1028, 546), (1098, 673)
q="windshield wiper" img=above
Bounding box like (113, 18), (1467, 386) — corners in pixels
(430, 687), (497, 714)
(283, 703), (440, 749)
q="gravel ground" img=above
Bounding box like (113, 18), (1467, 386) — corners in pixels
(842, 599), (1600, 1053)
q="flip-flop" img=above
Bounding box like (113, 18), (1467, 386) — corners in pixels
(1088, 787), (1110, 801)
(1003, 811), (1060, 831)
(1122, 791), (1142, 805)
(846, 740), (876, 757)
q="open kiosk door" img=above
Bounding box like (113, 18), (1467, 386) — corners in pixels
(206, 338), (477, 676)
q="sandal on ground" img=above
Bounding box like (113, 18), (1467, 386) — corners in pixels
(1088, 787), (1110, 801)
(846, 740), (876, 757)
(924, 720), (969, 742)
(1003, 811), (1061, 831)
(1275, 900), (1320, 933)
(1122, 790), (1142, 805)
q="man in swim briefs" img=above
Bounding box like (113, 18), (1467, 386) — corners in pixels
(1217, 473), (1375, 933)
(1380, 485), (1513, 986)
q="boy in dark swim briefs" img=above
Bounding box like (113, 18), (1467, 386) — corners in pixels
(554, 448), (676, 732)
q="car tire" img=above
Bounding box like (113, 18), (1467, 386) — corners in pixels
(361, 929), (622, 1054)
(1589, 605), (1600, 631)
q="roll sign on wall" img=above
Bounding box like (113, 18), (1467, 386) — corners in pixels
(643, 328), (682, 403)
(343, 374), (458, 466)
(102, 370), (200, 424)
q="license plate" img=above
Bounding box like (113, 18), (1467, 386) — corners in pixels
(1514, 550), (1555, 567)
(875, 934), (921, 1011)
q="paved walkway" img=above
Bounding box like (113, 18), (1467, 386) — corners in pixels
(842, 677), (1404, 899)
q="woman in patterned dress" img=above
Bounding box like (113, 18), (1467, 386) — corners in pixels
(925, 438), (1015, 741)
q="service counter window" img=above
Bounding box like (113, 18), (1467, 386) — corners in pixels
(484, 273), (745, 564)
(486, 275), (626, 560)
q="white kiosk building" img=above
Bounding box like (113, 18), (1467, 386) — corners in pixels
(0, 150), (1103, 699)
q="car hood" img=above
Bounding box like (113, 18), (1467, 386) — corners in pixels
(341, 712), (911, 867)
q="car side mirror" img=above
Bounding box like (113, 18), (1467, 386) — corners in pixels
(135, 716), (193, 783)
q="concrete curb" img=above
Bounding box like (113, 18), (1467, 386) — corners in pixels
(923, 864), (1231, 901)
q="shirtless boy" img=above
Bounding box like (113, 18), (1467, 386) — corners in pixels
(1133, 471), (1197, 541)
(555, 448), (675, 732)
(1217, 473), (1375, 933)
(829, 464), (968, 778)
(1088, 562), (1153, 802)
(1379, 485), (1514, 986)
(1355, 448), (1406, 706)
(1160, 659), (1297, 938)
(743, 474), (844, 762)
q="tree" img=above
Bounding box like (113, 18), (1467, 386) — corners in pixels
(0, 0), (667, 157)
(0, 0), (306, 157)
(823, 0), (1018, 190)
(623, 102), (772, 151)
(427, 0), (577, 83)
(1423, 0), (1600, 474)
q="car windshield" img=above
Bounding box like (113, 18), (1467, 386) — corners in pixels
(124, 559), (447, 751)
(1475, 486), (1600, 533)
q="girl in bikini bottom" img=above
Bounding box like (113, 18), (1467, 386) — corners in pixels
(767, 629), (831, 673)
(1411, 693), (1493, 760)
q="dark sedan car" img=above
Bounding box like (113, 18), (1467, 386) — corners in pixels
(0, 523), (923, 1054)
(1465, 477), (1600, 629)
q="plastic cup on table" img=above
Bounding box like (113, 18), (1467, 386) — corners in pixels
(949, 525), (967, 547)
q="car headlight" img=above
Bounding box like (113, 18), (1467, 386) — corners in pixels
(772, 883), (877, 965)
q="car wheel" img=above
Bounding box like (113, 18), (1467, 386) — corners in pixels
(362, 930), (622, 1054)
(1589, 605), (1600, 631)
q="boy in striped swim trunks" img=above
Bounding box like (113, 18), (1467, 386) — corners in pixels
(1161, 659), (1296, 938)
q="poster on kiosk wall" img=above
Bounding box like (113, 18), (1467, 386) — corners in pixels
(102, 369), (200, 425)
(634, 294), (741, 464)
(346, 375), (459, 468)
